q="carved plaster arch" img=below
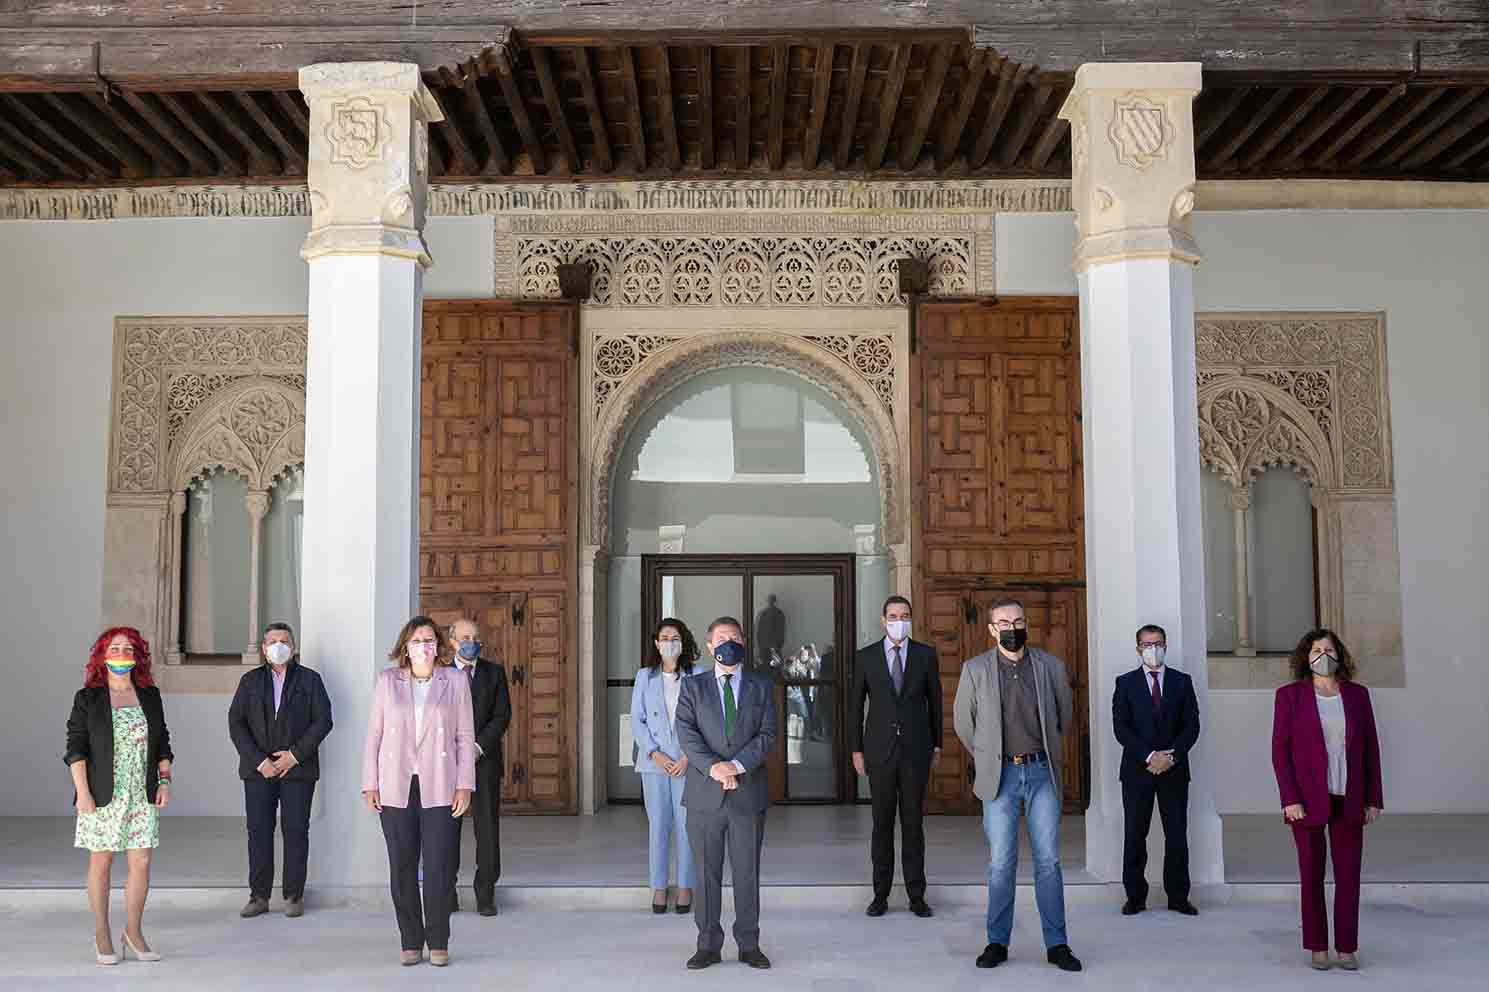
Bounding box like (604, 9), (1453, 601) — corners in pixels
(169, 376), (306, 492)
(590, 331), (903, 550)
(1197, 376), (1334, 490)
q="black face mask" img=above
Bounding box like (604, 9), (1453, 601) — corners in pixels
(998, 628), (1028, 652)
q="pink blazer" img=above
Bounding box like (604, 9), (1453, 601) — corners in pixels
(362, 666), (476, 809)
(1271, 679), (1384, 828)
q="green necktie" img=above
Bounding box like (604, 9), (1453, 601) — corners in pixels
(722, 673), (737, 738)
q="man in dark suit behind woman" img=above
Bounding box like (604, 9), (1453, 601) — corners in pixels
(228, 622), (333, 919)
(448, 617), (512, 917)
(850, 595), (943, 918)
(1112, 624), (1201, 916)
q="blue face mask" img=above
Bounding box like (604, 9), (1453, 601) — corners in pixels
(457, 641), (481, 661)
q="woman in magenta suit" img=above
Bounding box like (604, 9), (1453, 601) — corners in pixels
(362, 615), (475, 967)
(1271, 628), (1383, 972)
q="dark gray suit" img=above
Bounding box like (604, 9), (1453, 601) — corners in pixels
(675, 666), (778, 953)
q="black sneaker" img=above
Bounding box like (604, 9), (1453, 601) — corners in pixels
(1047, 944), (1083, 972)
(976, 943), (1008, 968)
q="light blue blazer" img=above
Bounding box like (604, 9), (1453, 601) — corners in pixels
(631, 665), (694, 773)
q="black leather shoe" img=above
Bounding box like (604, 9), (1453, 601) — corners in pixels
(1047, 944), (1083, 972)
(1168, 899), (1199, 916)
(1121, 899), (1145, 915)
(865, 898), (888, 917)
(739, 948), (772, 970)
(976, 943), (1008, 969)
(477, 901), (498, 917)
(909, 899), (934, 918)
(686, 950), (721, 970)
(675, 902), (691, 915)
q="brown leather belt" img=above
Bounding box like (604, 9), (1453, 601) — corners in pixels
(1005, 751), (1047, 765)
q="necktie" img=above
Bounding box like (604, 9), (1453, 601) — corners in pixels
(1150, 671), (1162, 717)
(891, 645), (904, 694)
(722, 674), (737, 738)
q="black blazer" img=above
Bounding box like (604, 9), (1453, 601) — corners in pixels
(1112, 666), (1201, 784)
(64, 685), (173, 807)
(849, 638), (944, 774)
(466, 658), (512, 781)
(228, 662), (333, 781)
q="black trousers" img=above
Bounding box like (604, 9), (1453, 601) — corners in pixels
(686, 797), (766, 954)
(1121, 776), (1191, 904)
(454, 771), (502, 902)
(867, 748), (929, 901)
(243, 777), (315, 901)
(378, 776), (461, 951)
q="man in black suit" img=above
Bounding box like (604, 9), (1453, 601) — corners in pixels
(675, 618), (777, 971)
(850, 595), (943, 918)
(1112, 623), (1201, 916)
(228, 623), (333, 919)
(449, 617), (512, 917)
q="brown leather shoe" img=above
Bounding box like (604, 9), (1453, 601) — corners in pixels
(429, 949), (449, 967)
(284, 898), (304, 918)
(240, 897), (269, 918)
(399, 950), (421, 967)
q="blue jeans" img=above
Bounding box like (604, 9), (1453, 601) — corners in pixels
(982, 758), (1068, 948)
(641, 772), (695, 890)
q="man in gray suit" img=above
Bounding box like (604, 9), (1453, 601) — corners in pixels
(954, 598), (1083, 973)
(675, 617), (778, 971)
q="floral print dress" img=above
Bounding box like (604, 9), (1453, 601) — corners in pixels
(74, 705), (159, 852)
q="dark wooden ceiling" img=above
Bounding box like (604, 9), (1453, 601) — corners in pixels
(1, 34), (1488, 186)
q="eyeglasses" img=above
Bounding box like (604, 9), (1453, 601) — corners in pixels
(990, 620), (1028, 631)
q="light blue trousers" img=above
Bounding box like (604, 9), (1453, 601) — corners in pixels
(982, 759), (1068, 948)
(641, 772), (695, 890)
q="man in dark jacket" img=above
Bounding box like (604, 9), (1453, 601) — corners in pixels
(227, 622), (333, 918)
(449, 617), (512, 916)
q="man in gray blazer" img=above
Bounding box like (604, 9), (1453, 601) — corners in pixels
(675, 617), (778, 971)
(953, 598), (1083, 973)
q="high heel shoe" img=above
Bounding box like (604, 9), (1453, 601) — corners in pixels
(95, 940), (119, 966)
(121, 931), (161, 962)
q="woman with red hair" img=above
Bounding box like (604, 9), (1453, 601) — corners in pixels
(65, 626), (173, 965)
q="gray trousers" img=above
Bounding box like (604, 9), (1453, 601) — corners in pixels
(685, 797), (766, 953)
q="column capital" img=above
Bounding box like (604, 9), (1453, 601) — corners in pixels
(244, 489), (271, 520)
(1229, 487), (1253, 511)
(1058, 62), (1203, 271)
(298, 61), (444, 267)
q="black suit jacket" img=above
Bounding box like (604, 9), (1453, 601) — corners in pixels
(849, 638), (944, 774)
(228, 662), (333, 781)
(1112, 666), (1201, 783)
(65, 685), (173, 807)
(465, 657), (512, 781)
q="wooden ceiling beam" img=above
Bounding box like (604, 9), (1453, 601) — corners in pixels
(1383, 86), (1487, 168)
(571, 46), (612, 173)
(1274, 87), (1370, 165)
(271, 90), (308, 140)
(732, 45), (750, 170)
(899, 42), (953, 171)
(41, 92), (152, 176)
(655, 45), (683, 172)
(459, 58), (510, 175)
(2, 93), (114, 177)
(196, 90), (278, 172)
(936, 47), (991, 170)
(530, 46), (580, 173)
(865, 43), (909, 172)
(765, 44), (789, 171)
(833, 43), (868, 170)
(488, 43), (548, 175)
(95, 90), (187, 173)
(968, 60), (1023, 171)
(1240, 87), (1330, 167)
(1205, 86), (1292, 169)
(231, 90), (305, 173)
(0, 107), (77, 179)
(1340, 87), (1447, 167)
(1438, 100), (1489, 169)
(1028, 97), (1069, 169)
(156, 91), (243, 175)
(999, 79), (1053, 167)
(1309, 85), (1405, 167)
(695, 45), (714, 171)
(1194, 86), (1253, 152)
(801, 43), (835, 170)
(120, 90), (214, 174)
(619, 45), (648, 172)
(429, 71), (481, 176)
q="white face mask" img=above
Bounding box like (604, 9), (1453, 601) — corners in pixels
(885, 619), (911, 643)
(1141, 645), (1165, 669)
(1310, 653), (1338, 677)
(265, 642), (293, 666)
(657, 640), (683, 661)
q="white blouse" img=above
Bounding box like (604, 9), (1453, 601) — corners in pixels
(661, 670), (683, 726)
(1315, 691), (1348, 796)
(412, 677), (433, 741)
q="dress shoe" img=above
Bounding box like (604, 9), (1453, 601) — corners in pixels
(285, 897), (304, 918)
(94, 939), (120, 967)
(686, 950), (722, 970)
(865, 897), (888, 917)
(1309, 951), (1332, 971)
(477, 900), (498, 917)
(1337, 953), (1359, 971)
(909, 899), (934, 918)
(976, 943), (1008, 969)
(1047, 944), (1083, 972)
(240, 897), (269, 918)
(739, 948), (772, 969)
(400, 950), (421, 967)
(1168, 899), (1199, 916)
(121, 931), (161, 962)
(1121, 899), (1145, 915)
(675, 901), (691, 915)
(429, 949), (449, 967)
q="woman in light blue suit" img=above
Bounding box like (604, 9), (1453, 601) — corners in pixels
(631, 617), (700, 914)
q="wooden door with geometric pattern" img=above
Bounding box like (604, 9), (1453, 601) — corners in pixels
(418, 300), (579, 813)
(911, 298), (1087, 815)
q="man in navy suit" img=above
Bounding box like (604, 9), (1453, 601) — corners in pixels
(1111, 624), (1201, 916)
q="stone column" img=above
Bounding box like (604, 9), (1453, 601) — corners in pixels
(579, 543), (611, 813)
(1058, 63), (1224, 887)
(298, 63), (441, 887)
(241, 489), (271, 665)
(1230, 486), (1257, 656)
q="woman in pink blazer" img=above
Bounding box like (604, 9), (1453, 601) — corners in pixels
(1271, 629), (1383, 973)
(362, 615), (475, 967)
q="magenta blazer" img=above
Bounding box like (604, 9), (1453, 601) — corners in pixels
(1271, 679), (1384, 828)
(362, 666), (476, 809)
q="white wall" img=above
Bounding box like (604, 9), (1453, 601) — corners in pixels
(0, 215), (492, 816)
(998, 210), (1489, 813)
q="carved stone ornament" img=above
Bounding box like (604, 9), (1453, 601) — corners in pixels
(325, 96), (391, 170)
(1107, 95), (1174, 171)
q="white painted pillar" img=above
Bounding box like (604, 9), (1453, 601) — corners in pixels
(241, 489), (270, 665)
(298, 63), (442, 887)
(1059, 63), (1225, 886)
(579, 543), (611, 813)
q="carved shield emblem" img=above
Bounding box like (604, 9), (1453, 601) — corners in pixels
(325, 97), (389, 169)
(1108, 97), (1173, 170)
